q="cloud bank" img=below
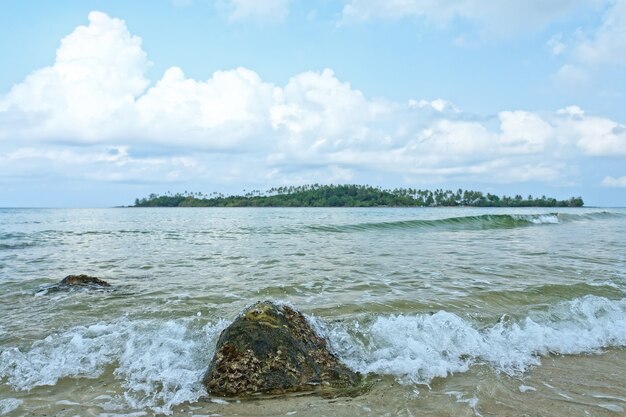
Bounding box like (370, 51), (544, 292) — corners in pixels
(1, 11), (625, 191)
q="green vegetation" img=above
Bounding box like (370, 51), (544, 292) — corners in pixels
(133, 184), (584, 207)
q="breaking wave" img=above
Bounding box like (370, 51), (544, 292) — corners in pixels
(1, 296), (625, 414)
(308, 211), (621, 233)
(0, 316), (227, 415)
(318, 295), (626, 384)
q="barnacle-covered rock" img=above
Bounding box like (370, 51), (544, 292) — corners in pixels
(59, 274), (111, 288)
(203, 301), (361, 397)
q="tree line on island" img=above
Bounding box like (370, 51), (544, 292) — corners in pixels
(133, 184), (584, 207)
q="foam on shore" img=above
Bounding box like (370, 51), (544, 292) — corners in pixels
(1, 295), (625, 414)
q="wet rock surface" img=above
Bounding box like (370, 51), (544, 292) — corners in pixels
(59, 274), (111, 287)
(35, 274), (113, 295)
(203, 301), (361, 397)
(59, 274), (111, 288)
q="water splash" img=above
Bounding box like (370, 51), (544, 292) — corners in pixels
(1, 296), (625, 413)
(319, 295), (626, 384)
(0, 317), (227, 415)
(0, 398), (23, 415)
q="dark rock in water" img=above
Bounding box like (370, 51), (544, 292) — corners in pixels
(59, 274), (111, 288)
(203, 301), (361, 397)
(34, 274), (113, 295)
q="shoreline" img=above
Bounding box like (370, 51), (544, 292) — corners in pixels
(3, 348), (624, 416)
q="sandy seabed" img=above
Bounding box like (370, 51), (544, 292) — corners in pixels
(10, 348), (624, 417)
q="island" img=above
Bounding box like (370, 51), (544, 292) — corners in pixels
(133, 184), (584, 208)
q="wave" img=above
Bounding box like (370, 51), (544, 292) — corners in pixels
(0, 317), (228, 415)
(0, 232), (36, 251)
(471, 282), (626, 311)
(317, 295), (626, 384)
(0, 243), (38, 250)
(307, 211), (623, 233)
(0, 230), (153, 251)
(308, 213), (559, 233)
(1, 296), (624, 414)
(557, 211), (626, 221)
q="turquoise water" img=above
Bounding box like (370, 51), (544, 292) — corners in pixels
(1, 207), (625, 416)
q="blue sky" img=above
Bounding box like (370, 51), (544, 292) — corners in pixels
(0, 0), (625, 207)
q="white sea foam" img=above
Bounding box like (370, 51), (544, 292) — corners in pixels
(598, 404), (625, 413)
(1, 296), (625, 414)
(531, 214), (559, 224)
(0, 398), (22, 415)
(209, 398), (229, 404)
(518, 384), (536, 393)
(0, 316), (227, 415)
(593, 394), (626, 403)
(319, 295), (626, 384)
(56, 399), (80, 405)
(517, 214), (560, 225)
(446, 391), (482, 417)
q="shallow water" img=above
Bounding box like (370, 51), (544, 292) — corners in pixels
(1, 207), (625, 416)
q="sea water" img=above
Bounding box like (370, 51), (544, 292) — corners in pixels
(0, 207), (625, 416)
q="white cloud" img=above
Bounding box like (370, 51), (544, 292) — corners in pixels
(0, 11), (148, 142)
(270, 68), (392, 155)
(498, 111), (553, 154)
(391, 110), (553, 164)
(575, 0), (626, 66)
(0, 145), (199, 183)
(547, 35), (566, 55)
(136, 66), (279, 149)
(408, 98), (458, 113)
(602, 176), (626, 187)
(554, 64), (592, 88)
(1, 11), (625, 190)
(557, 105), (585, 117)
(550, 1), (626, 88)
(415, 119), (494, 158)
(340, 0), (590, 34)
(217, 0), (290, 23)
(556, 107), (626, 155)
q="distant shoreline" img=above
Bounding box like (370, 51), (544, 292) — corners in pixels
(133, 184), (584, 208)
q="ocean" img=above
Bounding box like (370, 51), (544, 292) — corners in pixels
(0, 207), (625, 416)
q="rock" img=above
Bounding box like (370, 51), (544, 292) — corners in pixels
(59, 274), (111, 288)
(203, 301), (361, 397)
(34, 274), (113, 295)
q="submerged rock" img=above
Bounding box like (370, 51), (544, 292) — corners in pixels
(203, 301), (361, 397)
(59, 274), (111, 288)
(35, 274), (112, 296)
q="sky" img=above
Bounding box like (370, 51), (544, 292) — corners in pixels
(0, 0), (625, 207)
